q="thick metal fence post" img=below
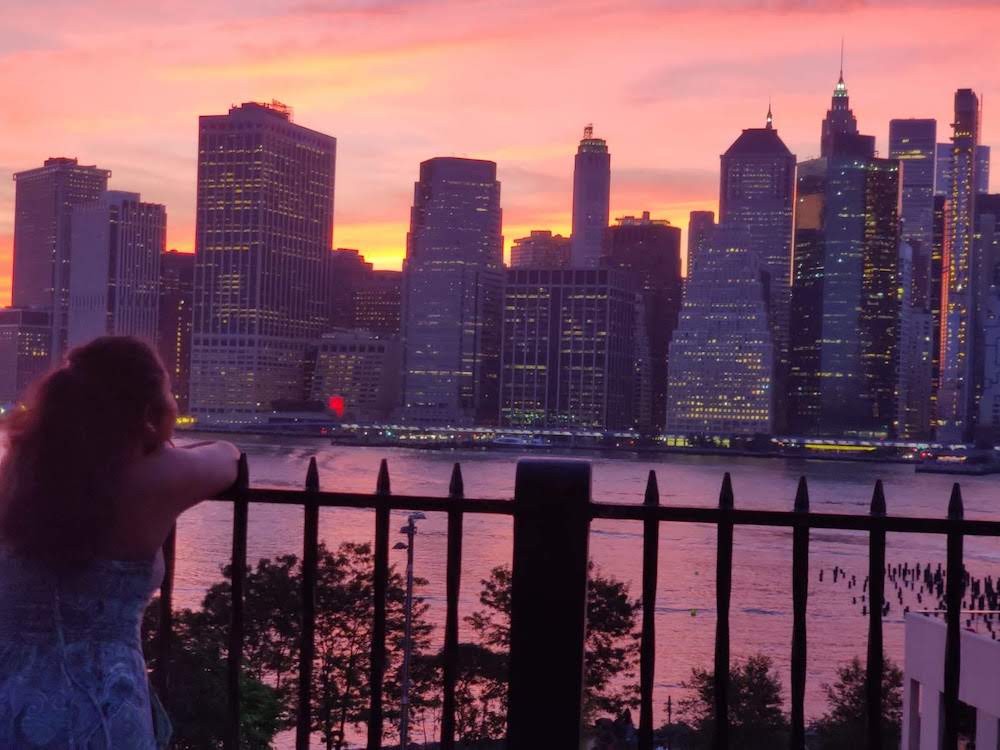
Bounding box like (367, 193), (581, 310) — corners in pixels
(866, 480), (887, 750)
(440, 463), (464, 750)
(942, 483), (964, 750)
(296, 457), (320, 750)
(226, 453), (250, 750)
(367, 459), (391, 750)
(508, 459), (591, 749)
(790, 477), (809, 749)
(639, 470), (660, 750)
(713, 473), (734, 750)
(155, 524), (177, 704)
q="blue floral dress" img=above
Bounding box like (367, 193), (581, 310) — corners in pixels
(0, 549), (171, 748)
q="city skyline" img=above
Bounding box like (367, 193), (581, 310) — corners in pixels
(2, 3), (1000, 306)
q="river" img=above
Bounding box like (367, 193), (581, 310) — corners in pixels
(171, 434), (1000, 731)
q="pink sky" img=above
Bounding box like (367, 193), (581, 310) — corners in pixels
(2, 0), (999, 304)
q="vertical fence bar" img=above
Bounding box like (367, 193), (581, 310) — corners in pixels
(942, 483), (964, 750)
(866, 480), (887, 750)
(639, 470), (660, 750)
(367, 459), (391, 750)
(790, 477), (809, 749)
(225, 453), (250, 750)
(508, 459), (591, 748)
(713, 473), (734, 750)
(296, 457), (320, 750)
(440, 463), (464, 750)
(155, 524), (177, 704)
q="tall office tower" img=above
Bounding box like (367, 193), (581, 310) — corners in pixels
(666, 223), (774, 436)
(327, 248), (375, 329)
(889, 119), (937, 252)
(719, 109), (796, 429)
(938, 89), (981, 442)
(190, 101), (336, 422)
(930, 194), (947, 419)
(896, 241), (935, 438)
(820, 62), (859, 158)
(510, 230), (570, 269)
(788, 144), (902, 438)
(936, 143), (991, 197)
(570, 125), (611, 268)
(68, 191), (165, 348)
(976, 195), (1000, 442)
(686, 210), (716, 277)
(500, 268), (641, 430)
(0, 309), (51, 405)
(158, 249), (194, 414)
(308, 330), (402, 423)
(12, 157), (110, 363)
(401, 157), (503, 426)
(603, 212), (683, 433)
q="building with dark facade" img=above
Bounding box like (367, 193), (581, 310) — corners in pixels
(500, 268), (641, 431)
(686, 210), (715, 278)
(308, 330), (402, 423)
(12, 157), (110, 364)
(158, 250), (194, 414)
(820, 66), (859, 158)
(936, 143), (990, 198)
(890, 119), (937, 254)
(326, 248), (402, 336)
(190, 101), (336, 422)
(570, 125), (611, 268)
(510, 230), (570, 269)
(0, 308), (50, 405)
(68, 191), (165, 349)
(976, 194), (1000, 443)
(400, 157), (502, 426)
(602, 212), (682, 433)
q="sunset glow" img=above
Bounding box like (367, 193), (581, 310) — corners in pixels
(2, 1), (999, 302)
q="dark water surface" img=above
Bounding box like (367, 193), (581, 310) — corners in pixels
(173, 435), (1000, 727)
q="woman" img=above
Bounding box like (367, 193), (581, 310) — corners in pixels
(0, 337), (240, 748)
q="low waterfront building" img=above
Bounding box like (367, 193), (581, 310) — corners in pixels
(0, 308), (51, 405)
(308, 330), (402, 423)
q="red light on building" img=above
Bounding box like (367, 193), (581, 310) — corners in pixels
(328, 395), (345, 418)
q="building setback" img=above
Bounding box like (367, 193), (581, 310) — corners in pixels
(308, 330), (402, 423)
(400, 157), (503, 426)
(509, 230), (570, 269)
(686, 210), (716, 278)
(570, 125), (611, 268)
(820, 66), (859, 158)
(0, 309), (50, 405)
(602, 212), (682, 433)
(158, 250), (194, 414)
(666, 223), (774, 436)
(12, 157), (110, 364)
(68, 191), (165, 349)
(189, 101), (336, 421)
(500, 268), (641, 431)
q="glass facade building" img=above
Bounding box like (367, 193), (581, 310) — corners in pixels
(158, 249), (194, 414)
(570, 125), (611, 269)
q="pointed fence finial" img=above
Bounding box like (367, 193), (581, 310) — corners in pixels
(644, 470), (660, 507)
(948, 483), (964, 520)
(376, 458), (391, 496)
(870, 479), (887, 516)
(235, 452), (249, 493)
(719, 472), (734, 510)
(794, 476), (809, 512)
(305, 456), (319, 492)
(449, 462), (464, 499)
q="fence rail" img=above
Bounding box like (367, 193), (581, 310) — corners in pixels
(155, 456), (999, 749)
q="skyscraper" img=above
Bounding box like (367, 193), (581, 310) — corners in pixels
(0, 309), (50, 405)
(976, 194), (1000, 442)
(190, 101), (336, 421)
(819, 60), (859, 158)
(788, 139), (902, 437)
(400, 157), (503, 426)
(889, 119), (937, 253)
(12, 157), (110, 363)
(686, 210), (716, 277)
(602, 212), (683, 433)
(68, 191), (165, 349)
(938, 89), (981, 441)
(158, 249), (194, 414)
(666, 223), (774, 436)
(570, 125), (611, 268)
(500, 268), (641, 430)
(510, 230), (570, 269)
(719, 108), (796, 427)
(936, 143), (991, 197)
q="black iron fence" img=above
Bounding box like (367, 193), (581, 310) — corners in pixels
(153, 456), (1000, 750)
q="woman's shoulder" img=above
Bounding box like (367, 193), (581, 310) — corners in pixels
(122, 441), (240, 509)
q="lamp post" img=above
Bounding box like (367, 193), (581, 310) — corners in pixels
(394, 512), (425, 750)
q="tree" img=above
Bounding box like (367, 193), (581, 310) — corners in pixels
(460, 563), (641, 743)
(809, 656), (903, 749)
(678, 653), (788, 750)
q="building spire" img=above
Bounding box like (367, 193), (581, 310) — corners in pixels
(766, 98), (773, 130)
(839, 37), (845, 84)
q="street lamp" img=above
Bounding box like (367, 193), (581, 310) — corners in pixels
(395, 511), (425, 750)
